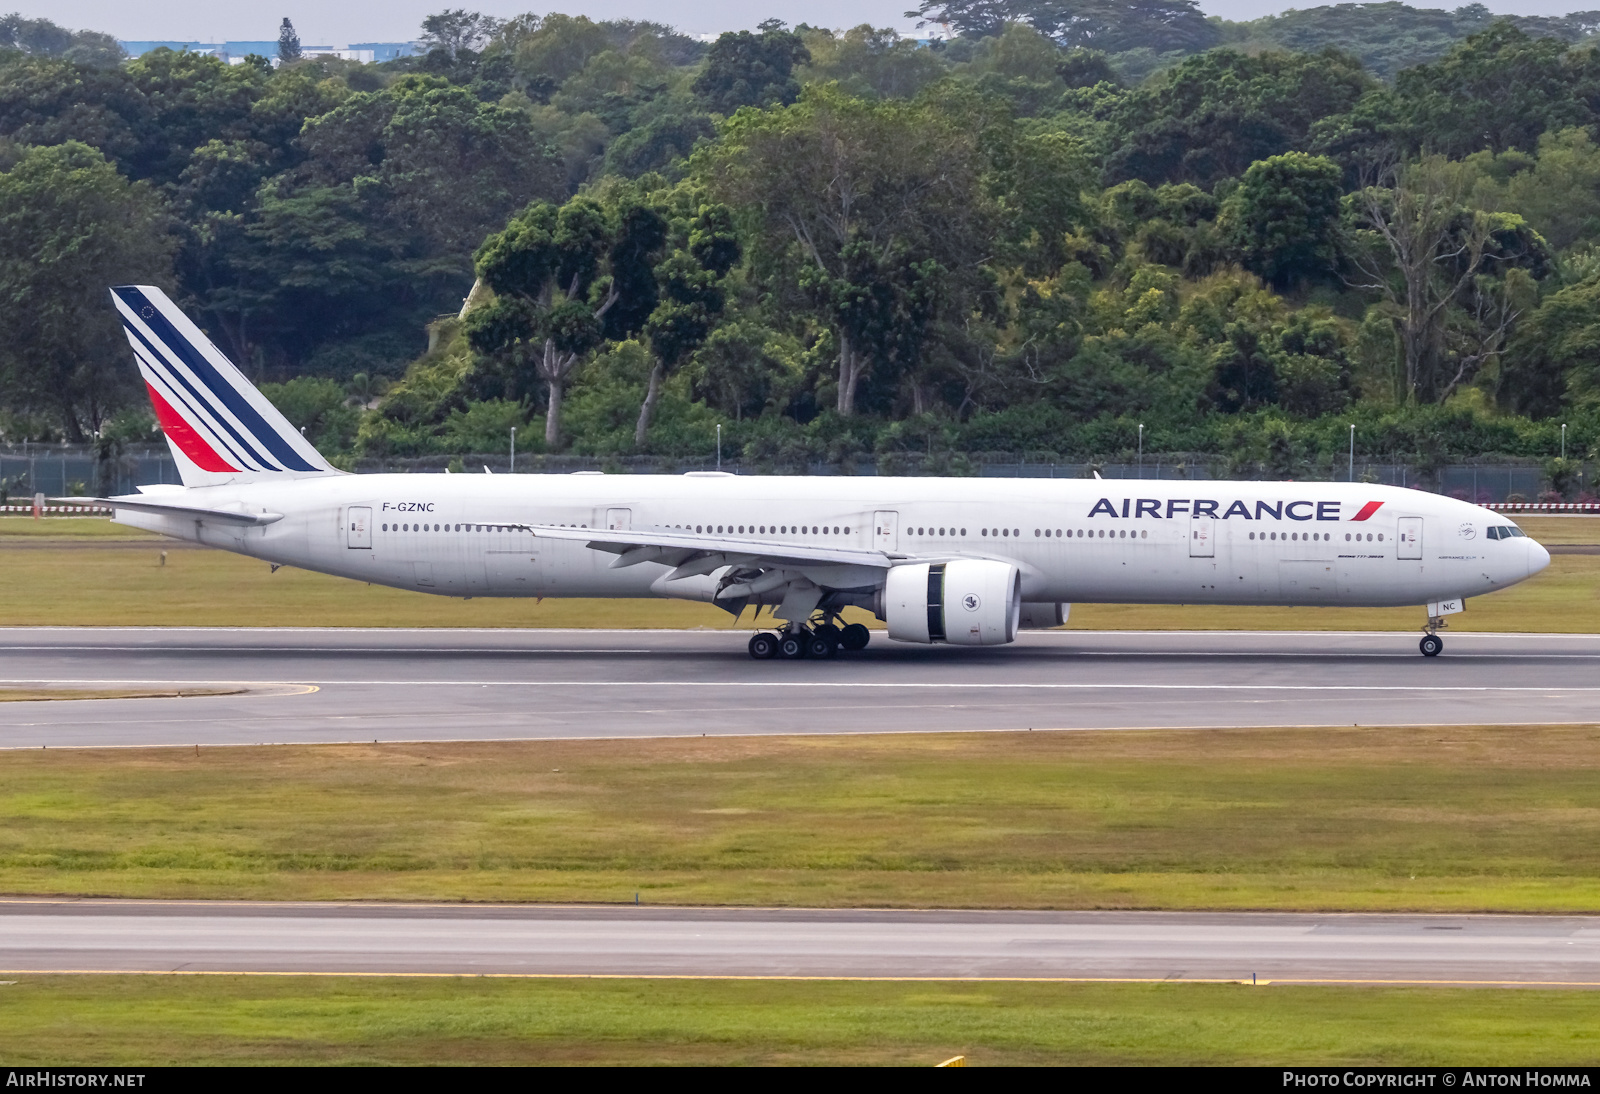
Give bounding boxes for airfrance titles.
[1087,497,1375,522]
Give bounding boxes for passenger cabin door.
[347,506,371,549]
[606,508,632,531]
[1397,516,1423,560]
[1188,513,1214,557]
[874,510,899,553]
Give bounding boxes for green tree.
[0,14,125,68]
[0,13,73,55]
[1228,2,1485,81]
[419,9,502,60]
[1109,48,1372,188]
[907,0,1219,54]
[1344,156,1549,404]
[0,56,151,171]
[703,84,993,415]
[278,18,302,64]
[636,201,742,445]
[798,26,947,100]
[0,142,174,439]
[1470,128,1600,252]
[1221,152,1343,288]
[692,23,810,115]
[257,376,360,452]
[1502,276,1600,416]
[215,75,563,373]
[1391,23,1596,159]
[464,196,667,446]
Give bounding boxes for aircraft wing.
[63,496,285,526]
[519,524,896,575]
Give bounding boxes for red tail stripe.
[144,381,238,473]
[1351,501,1383,522]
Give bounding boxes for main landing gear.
[747,618,871,660]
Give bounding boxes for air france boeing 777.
[85,285,1552,659]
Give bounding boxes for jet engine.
[882,560,1021,646]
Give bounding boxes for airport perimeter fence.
[0,445,1582,505]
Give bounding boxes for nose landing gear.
[1419,609,1447,657]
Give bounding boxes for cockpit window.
[1487,525,1526,540]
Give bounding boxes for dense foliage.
[7,4,1600,485]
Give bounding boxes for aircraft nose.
[1528,538,1551,577]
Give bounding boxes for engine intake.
[883,560,1021,646]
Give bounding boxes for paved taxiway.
[0,628,1596,748]
[3,901,1598,985]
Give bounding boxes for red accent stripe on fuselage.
[1351,501,1383,522]
[144,381,238,472]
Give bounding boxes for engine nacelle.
[883,560,1021,646]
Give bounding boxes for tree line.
[4,4,1600,487]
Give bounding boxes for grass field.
[2,975,1598,1065]
[5,726,1599,911]
[0,515,1593,630]
[0,687,241,702]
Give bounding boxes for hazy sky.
[17,0,1591,46]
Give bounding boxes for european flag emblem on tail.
[110,286,341,487]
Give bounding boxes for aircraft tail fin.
[110,285,342,487]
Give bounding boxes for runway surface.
[0,627,1596,748]
[2,900,1598,984]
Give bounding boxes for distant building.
[348,42,420,62]
[302,47,376,63]
[119,40,416,65]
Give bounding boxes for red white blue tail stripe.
[111,285,338,485]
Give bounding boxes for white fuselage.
[113,473,1550,614]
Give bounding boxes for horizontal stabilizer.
[62,496,283,526]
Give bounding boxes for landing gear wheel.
[839,623,870,651]
[805,632,838,659]
[1419,634,1443,658]
[748,632,778,660]
[812,623,842,646]
[778,633,808,660]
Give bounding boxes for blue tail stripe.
[128,337,261,472]
[120,316,278,472]
[113,287,316,473]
